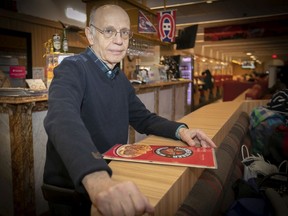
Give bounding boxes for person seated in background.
[42,4,216,216]
[277,65,288,89]
[202,69,214,91]
[269,66,288,94]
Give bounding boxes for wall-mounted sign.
[138,10,157,33]
[157,10,176,42]
[9,66,26,78]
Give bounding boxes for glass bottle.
[62,28,68,53]
[53,34,61,53]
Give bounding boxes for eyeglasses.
[90,24,133,40]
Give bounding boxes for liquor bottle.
[62,28,68,53]
[46,56,54,88]
[53,34,61,53]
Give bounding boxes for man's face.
[88,7,130,69]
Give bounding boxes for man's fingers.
[180,128,216,148]
[129,192,154,215]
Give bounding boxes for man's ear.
[85,27,94,45]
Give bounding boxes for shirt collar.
[87,46,119,79]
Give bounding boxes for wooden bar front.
[0,80,190,215]
[0,83,268,215]
[109,100,269,215]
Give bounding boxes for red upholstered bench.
[222,80,254,101]
[245,84,263,99]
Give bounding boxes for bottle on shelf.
[62,28,68,53]
[53,33,61,53]
[46,56,54,88]
[46,55,59,88]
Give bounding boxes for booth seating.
[245,79,269,100]
[222,80,255,101]
[214,75,233,98]
[245,84,263,99]
[175,112,252,216]
[223,79,269,101]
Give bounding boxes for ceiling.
[13,0,288,66]
[137,0,288,65]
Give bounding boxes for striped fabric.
[267,89,288,114]
[175,112,251,216]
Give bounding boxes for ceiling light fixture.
[150,0,217,10]
[231,60,241,65]
[65,7,86,23]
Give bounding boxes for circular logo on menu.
[155,146,193,158]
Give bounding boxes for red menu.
[103,144,217,169]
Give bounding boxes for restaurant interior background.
[0,1,288,216]
[0,0,288,97]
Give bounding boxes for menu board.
[103,144,217,169]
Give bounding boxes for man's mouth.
[109,50,124,55]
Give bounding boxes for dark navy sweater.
[43,48,184,192]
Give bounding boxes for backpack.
[264,124,288,166]
[249,106,285,155]
[267,89,288,114]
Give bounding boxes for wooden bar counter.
[0,91,48,216]
[0,80,191,216]
[0,83,268,215]
[109,99,269,215]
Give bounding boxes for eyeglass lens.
[91,24,132,39]
[103,27,132,39]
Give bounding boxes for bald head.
[85,4,131,69]
[89,5,130,27]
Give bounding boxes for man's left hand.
[179,128,217,148]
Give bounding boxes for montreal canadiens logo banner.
[138,10,157,33]
[157,10,176,42]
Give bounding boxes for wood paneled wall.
[0,9,88,68]
[84,0,161,43]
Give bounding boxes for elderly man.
[43,4,216,216]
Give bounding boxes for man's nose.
[112,32,123,44]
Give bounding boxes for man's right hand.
[82,171,154,216]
